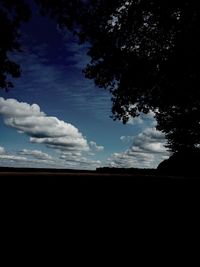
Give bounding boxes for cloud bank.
[19,149,52,160]
[0,146,56,168]
[0,97,89,153]
[0,98,103,169]
[108,127,170,168]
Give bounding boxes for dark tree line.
[0,0,200,157]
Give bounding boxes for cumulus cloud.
[108,151,155,168]
[0,98,89,153]
[108,127,170,168]
[0,98,104,169]
[89,141,104,152]
[127,110,156,126]
[130,128,167,154]
[0,98,45,118]
[30,136,88,152]
[0,146,5,154]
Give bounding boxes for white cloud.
[0,146,29,164]
[0,98,45,118]
[89,141,104,152]
[0,98,104,169]
[0,98,89,153]
[0,146,5,154]
[120,136,134,143]
[108,151,154,169]
[0,148,63,169]
[30,136,88,152]
[0,154,58,169]
[19,149,52,160]
[127,111,156,126]
[130,127,167,154]
[127,116,143,125]
[0,154,28,161]
[108,127,170,168]
[60,153,101,170]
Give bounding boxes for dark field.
[1,168,199,215]
[1,167,199,204]
[0,169,199,185]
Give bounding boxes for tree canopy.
[0,0,31,89]
[35,0,200,152]
[1,0,200,153]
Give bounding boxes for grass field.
[1,169,199,214]
[0,170,199,184]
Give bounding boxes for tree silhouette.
[35,0,200,154]
[0,0,31,89]
[1,0,200,156]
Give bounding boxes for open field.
[0,170,199,185]
[1,170,199,211]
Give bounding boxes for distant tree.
[35,0,200,153]
[0,0,31,89]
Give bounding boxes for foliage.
[1,0,200,152]
[35,0,200,151]
[0,0,31,89]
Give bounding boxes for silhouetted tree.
[156,105,200,153]
[0,0,31,89]
[35,0,200,153]
[1,0,200,154]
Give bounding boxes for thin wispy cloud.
[9,42,111,118]
[120,136,134,143]
[59,28,91,70]
[19,149,52,160]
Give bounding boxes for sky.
[0,2,170,170]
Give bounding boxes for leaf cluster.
[0,0,31,89]
[1,0,200,152]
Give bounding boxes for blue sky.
[0,2,170,169]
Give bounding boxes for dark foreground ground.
[1,167,199,201]
[1,169,199,205]
[0,169,199,185]
[1,169,200,226]
[1,171,198,263]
